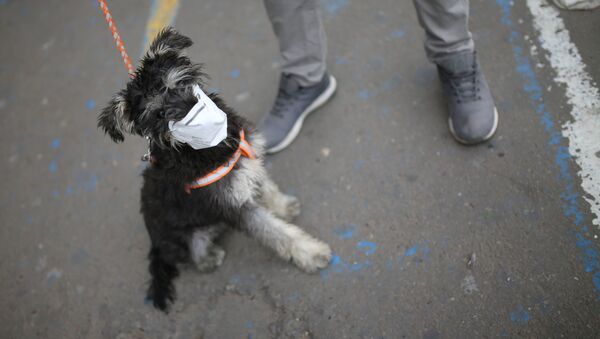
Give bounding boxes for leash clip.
[141,136,151,162]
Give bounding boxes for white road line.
[527,0,600,226]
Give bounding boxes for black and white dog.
[98,28,332,312]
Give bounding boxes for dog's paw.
[290,236,332,273]
[146,284,175,313]
[195,246,226,273]
[213,247,226,266]
[150,295,171,313]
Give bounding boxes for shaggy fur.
[98,28,332,312]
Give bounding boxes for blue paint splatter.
[229,68,240,79]
[322,240,434,280]
[320,0,348,15]
[357,89,369,101]
[245,320,254,329]
[404,245,417,257]
[495,0,600,299]
[333,223,356,239]
[52,190,60,197]
[50,138,60,149]
[65,186,73,195]
[320,253,345,278]
[85,99,95,111]
[357,241,377,256]
[25,216,33,225]
[330,254,341,266]
[390,29,405,38]
[509,305,530,325]
[48,160,57,173]
[321,251,372,278]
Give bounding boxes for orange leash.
[97,0,135,78]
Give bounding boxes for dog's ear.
[148,27,193,57]
[98,93,127,143]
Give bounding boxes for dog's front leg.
[234,203,332,272]
[257,177,301,222]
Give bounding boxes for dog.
[98,28,332,312]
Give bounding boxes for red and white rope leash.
[97,0,135,78]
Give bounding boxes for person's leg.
[413,0,474,63]
[260,0,337,154]
[413,0,498,145]
[263,0,326,86]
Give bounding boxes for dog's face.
[98,28,204,147]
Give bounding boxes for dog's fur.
[98,28,332,312]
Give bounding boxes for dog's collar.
[184,130,255,193]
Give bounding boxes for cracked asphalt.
[1,0,600,338]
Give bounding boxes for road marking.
[526,0,600,297]
[494,0,600,299]
[526,0,600,227]
[142,0,180,52]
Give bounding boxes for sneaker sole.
[266,76,338,154]
[448,107,499,145]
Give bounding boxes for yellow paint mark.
[143,0,180,52]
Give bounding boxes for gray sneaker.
[436,51,498,145]
[259,72,337,154]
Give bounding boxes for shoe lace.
[446,68,481,104]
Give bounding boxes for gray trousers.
[263,0,474,86]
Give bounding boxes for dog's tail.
[146,247,179,312]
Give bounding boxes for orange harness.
[184,130,255,193]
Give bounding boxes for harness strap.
[238,130,255,159]
[186,130,255,191]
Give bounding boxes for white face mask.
[168,84,228,150]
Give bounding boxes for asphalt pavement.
[1,0,600,338]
